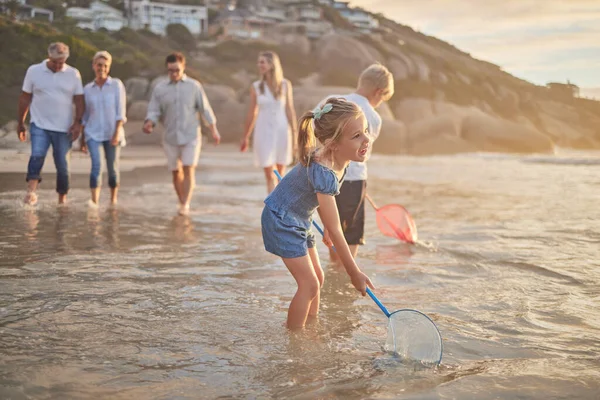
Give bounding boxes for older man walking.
[17,42,85,205]
[143,52,220,216]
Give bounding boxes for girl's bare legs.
[263,166,277,194]
[282,254,321,329]
[307,246,324,317]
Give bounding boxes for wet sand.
[0,143,242,194]
[1,146,599,399]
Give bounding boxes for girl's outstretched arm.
[317,193,374,295]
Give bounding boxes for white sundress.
[252,79,292,168]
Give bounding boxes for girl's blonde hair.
[297,97,364,166]
[258,51,284,99]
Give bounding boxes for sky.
[349,0,600,98]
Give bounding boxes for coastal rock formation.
[372,118,407,154]
[202,84,246,143]
[3,14,600,155]
[0,120,27,150]
[124,77,149,104]
[315,34,382,80]
[124,121,164,145]
[292,85,355,116]
[127,101,149,121]
[460,113,554,153]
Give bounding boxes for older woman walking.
[80,51,127,207]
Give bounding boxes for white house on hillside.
[124,0,209,36]
[1,0,53,22]
[66,1,125,31]
[284,1,332,38]
[254,4,286,23]
[333,1,378,33]
[209,7,274,40]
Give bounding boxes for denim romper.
[261,161,344,259]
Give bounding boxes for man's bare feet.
[58,194,67,204]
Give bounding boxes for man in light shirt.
[320,64,395,260]
[143,52,221,216]
[17,42,85,205]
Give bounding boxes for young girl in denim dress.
[261,97,375,329]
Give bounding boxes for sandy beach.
[1,144,599,399]
[0,142,243,193]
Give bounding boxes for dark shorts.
[336,180,366,245]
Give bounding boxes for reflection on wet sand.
[1,150,600,398]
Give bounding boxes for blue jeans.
[26,122,72,194]
[86,139,120,189]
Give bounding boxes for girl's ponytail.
[297,112,316,166]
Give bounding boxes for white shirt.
[83,77,127,144]
[319,93,382,181]
[22,60,84,132]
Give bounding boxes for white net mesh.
[385,310,442,366]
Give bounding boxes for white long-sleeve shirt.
[146,75,217,146]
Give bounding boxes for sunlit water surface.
[1,150,599,399]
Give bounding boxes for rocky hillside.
[2,14,600,155]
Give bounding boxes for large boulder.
[203,84,237,105]
[375,102,394,120]
[315,34,383,80]
[393,51,417,76]
[538,112,597,148]
[0,129,28,151]
[203,83,246,143]
[3,120,18,133]
[212,101,246,143]
[535,100,600,148]
[460,113,554,153]
[391,97,557,155]
[147,76,168,99]
[127,100,149,121]
[410,134,477,156]
[124,121,164,146]
[276,33,311,56]
[231,69,255,89]
[0,120,27,150]
[372,118,407,155]
[386,57,410,80]
[124,77,149,104]
[412,55,431,81]
[408,114,462,143]
[394,98,435,124]
[292,85,355,116]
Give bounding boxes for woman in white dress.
[240,51,297,193]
